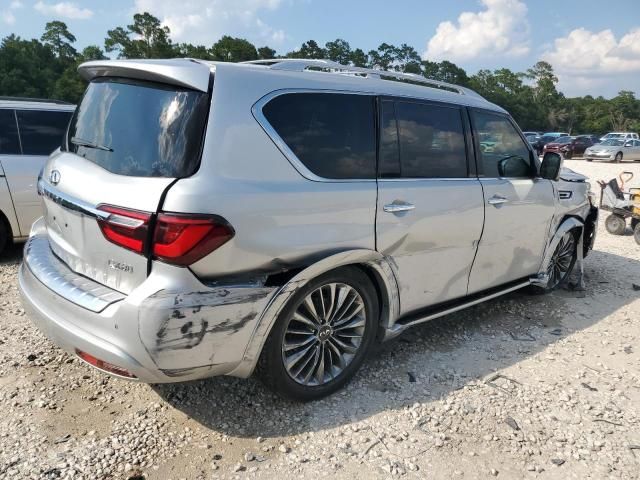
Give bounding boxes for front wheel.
[634,222,640,245]
[257,267,378,401]
[614,152,623,163]
[605,214,626,235]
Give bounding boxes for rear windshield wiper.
[70,136,113,152]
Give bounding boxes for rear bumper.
[19,224,278,383]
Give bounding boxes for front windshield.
[555,137,572,144]
[600,139,624,146]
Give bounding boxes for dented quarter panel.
[229,249,400,378]
[139,286,275,372]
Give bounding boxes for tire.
[635,222,640,246]
[614,152,623,163]
[605,214,626,235]
[586,158,592,162]
[257,266,378,401]
[530,230,578,293]
[565,151,572,159]
[632,218,639,231]
[0,220,7,255]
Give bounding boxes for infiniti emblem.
[49,170,61,185]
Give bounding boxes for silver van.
[19,59,598,400]
[0,98,75,253]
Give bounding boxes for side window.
[262,93,376,179]
[379,100,400,178]
[395,101,467,178]
[16,110,73,156]
[0,109,21,155]
[472,110,532,178]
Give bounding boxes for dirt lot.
[0,159,639,480]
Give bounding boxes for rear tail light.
[96,205,234,266]
[75,349,137,378]
[153,214,234,266]
[97,206,151,254]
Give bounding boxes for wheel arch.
[535,216,584,285]
[231,249,400,378]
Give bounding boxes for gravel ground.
[1,159,639,480]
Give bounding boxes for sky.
[1,0,639,98]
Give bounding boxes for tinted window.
[379,100,400,178]
[395,101,467,178]
[67,78,209,177]
[0,109,21,155]
[16,110,72,156]
[472,110,532,178]
[263,93,376,179]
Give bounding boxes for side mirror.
[498,156,532,177]
[540,152,562,181]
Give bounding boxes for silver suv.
[19,59,598,400]
[0,98,75,253]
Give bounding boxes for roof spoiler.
[78,59,213,92]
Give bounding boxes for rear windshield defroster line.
[65,77,210,178]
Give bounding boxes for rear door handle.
[383,202,415,213]
[487,195,509,206]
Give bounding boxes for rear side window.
[379,100,467,178]
[0,109,21,155]
[16,110,72,156]
[67,78,210,177]
[262,93,376,179]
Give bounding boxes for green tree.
[105,12,174,58]
[325,39,351,65]
[211,36,258,62]
[350,48,368,67]
[176,43,214,60]
[257,46,276,60]
[287,40,326,59]
[41,21,77,59]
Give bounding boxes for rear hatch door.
[40,60,211,294]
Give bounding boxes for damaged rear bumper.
[19,230,278,383]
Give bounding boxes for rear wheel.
[586,158,593,162]
[605,214,626,235]
[258,267,378,401]
[614,152,623,163]
[634,222,640,245]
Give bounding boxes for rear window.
[17,109,73,156]
[262,93,376,179]
[66,78,210,177]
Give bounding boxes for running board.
[383,279,532,340]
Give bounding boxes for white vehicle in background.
[599,132,639,143]
[0,98,75,254]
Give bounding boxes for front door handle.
[487,195,509,206]
[384,202,415,213]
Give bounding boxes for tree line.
[1,12,639,134]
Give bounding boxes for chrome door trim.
[487,194,509,205]
[38,178,110,220]
[383,202,415,213]
[252,89,378,184]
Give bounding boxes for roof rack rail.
[0,96,74,105]
[242,59,483,98]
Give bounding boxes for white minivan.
[0,98,75,253]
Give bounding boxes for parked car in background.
[561,135,600,159]
[543,135,573,156]
[599,132,639,142]
[18,58,597,401]
[585,138,640,162]
[0,97,75,254]
[532,132,570,155]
